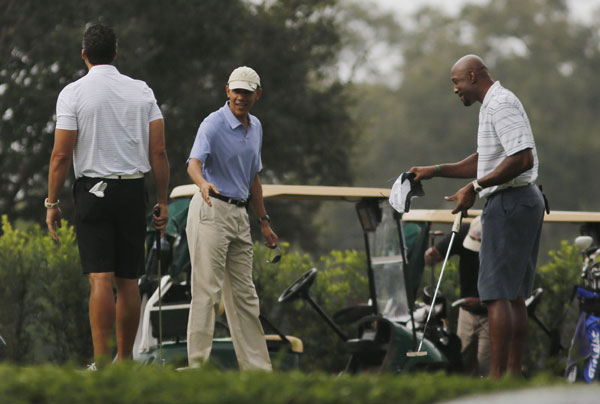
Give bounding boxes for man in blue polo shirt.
[185,66,277,370]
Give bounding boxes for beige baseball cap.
[227,66,261,91]
[463,215,482,252]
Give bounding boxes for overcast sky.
[338,0,600,84]
[372,0,599,23]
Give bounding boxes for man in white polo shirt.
[46,24,170,366]
[409,54,545,379]
[185,66,277,370]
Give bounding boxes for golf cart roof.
[402,209,600,224]
[170,184,390,201]
[169,184,600,223]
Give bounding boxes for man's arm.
[249,173,278,248]
[148,119,170,231]
[187,158,219,207]
[445,148,534,214]
[476,148,533,189]
[409,153,478,181]
[46,129,77,241]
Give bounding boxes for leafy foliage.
[0,0,356,251]
[0,363,563,404]
[254,242,368,372]
[526,240,583,373]
[0,216,91,363]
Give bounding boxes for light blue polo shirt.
[188,101,263,200]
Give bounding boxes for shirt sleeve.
[55,86,78,131]
[256,118,263,173]
[187,121,212,165]
[492,99,535,156]
[145,86,163,122]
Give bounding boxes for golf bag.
[565,243,600,382]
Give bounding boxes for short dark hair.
[82,24,117,65]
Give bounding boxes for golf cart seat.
[346,315,390,353]
[265,335,304,353]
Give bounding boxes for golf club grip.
[452,211,463,233]
[153,206,161,217]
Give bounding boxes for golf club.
[407,211,463,357]
[153,206,164,366]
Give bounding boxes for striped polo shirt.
[477,81,538,198]
[55,64,163,178]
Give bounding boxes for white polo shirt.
[477,81,538,198]
[55,64,163,178]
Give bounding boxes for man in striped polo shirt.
[46,24,170,366]
[410,54,545,378]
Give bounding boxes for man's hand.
[152,203,169,232]
[424,246,443,265]
[261,221,278,248]
[199,181,219,207]
[46,208,63,242]
[408,165,437,182]
[445,182,476,215]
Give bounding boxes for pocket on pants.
[501,194,541,217]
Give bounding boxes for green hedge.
[0,216,91,364]
[253,243,368,372]
[0,213,587,376]
[0,363,563,404]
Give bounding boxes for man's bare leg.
[506,297,527,377]
[115,277,141,362]
[486,299,513,379]
[89,273,116,364]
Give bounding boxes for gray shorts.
[478,184,545,301]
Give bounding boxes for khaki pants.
[457,307,490,376]
[186,193,271,370]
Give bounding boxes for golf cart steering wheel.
[278,268,318,303]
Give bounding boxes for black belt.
[209,190,249,208]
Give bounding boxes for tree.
[0,0,356,251]
[352,0,600,212]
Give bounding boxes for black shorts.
[73,176,147,279]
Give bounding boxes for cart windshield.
[368,203,411,322]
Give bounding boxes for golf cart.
[274,188,464,373]
[132,184,461,372]
[133,183,600,374]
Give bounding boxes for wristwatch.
[472,180,483,193]
[259,215,270,223]
[44,198,60,209]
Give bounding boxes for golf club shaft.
[156,230,163,364]
[416,212,462,352]
[153,206,164,365]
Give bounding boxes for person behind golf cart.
[424,216,489,376]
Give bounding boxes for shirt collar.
[88,64,119,75]
[481,81,501,108]
[222,101,253,130]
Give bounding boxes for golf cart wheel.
[278,268,318,303]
